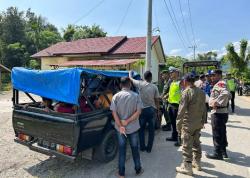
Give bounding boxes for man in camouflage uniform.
[176,73,206,176]
[206,69,231,160]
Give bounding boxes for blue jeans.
[139,107,156,151]
[117,131,141,176]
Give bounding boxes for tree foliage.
[197,51,217,61]
[0,7,107,69]
[63,24,107,41]
[223,39,250,76]
[165,56,188,69]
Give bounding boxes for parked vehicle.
[11,67,140,162]
[242,83,250,95]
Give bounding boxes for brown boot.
[176,162,193,176]
[192,161,202,171]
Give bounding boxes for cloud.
[169,48,183,55]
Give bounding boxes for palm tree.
[224,39,250,76]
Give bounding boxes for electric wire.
[178,0,192,46]
[73,0,106,25]
[163,0,188,51]
[115,0,134,34]
[168,0,189,47]
[187,0,196,46]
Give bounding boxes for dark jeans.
[230,91,235,112]
[117,131,141,176]
[139,107,156,151]
[168,104,179,139]
[211,113,228,152]
[238,86,243,96]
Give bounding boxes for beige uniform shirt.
[176,86,206,133]
[209,80,230,114]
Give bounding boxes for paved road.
[0,92,249,178]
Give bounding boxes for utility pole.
[189,45,197,61]
[146,0,152,71]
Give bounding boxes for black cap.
[214,69,223,75]
[183,73,195,83]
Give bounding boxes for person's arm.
[176,90,189,133]
[129,71,141,88]
[122,109,141,126]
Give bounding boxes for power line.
[162,0,188,51]
[115,0,134,34]
[167,0,189,47]
[178,0,192,46]
[73,0,106,25]
[187,0,196,46]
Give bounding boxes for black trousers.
[211,113,228,152]
[230,91,235,112]
[168,105,178,139]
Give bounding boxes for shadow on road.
[24,156,111,178]
[226,124,250,131]
[202,144,250,168]
[197,168,245,178]
[234,106,250,117]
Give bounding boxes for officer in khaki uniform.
[206,69,230,160]
[175,73,206,176]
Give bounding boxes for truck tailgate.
[12,109,79,148]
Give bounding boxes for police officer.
[206,69,231,160]
[161,70,172,131]
[226,73,237,113]
[166,67,181,143]
[175,73,206,176]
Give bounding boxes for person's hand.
[129,71,133,78]
[119,126,126,135]
[121,120,128,127]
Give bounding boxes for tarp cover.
[11,67,139,105]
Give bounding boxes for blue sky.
[1,0,250,58]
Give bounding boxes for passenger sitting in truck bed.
[54,102,76,114]
[79,97,91,112]
[94,90,113,109]
[41,97,53,112]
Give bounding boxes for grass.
[1,82,12,91]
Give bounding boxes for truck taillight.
[18,133,31,141]
[56,144,72,156]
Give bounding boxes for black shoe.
[166,137,177,142]
[206,152,223,160]
[174,142,181,147]
[135,168,144,176]
[162,125,171,131]
[140,147,146,152]
[222,150,229,159]
[146,147,151,153]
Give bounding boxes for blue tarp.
[11,67,139,105]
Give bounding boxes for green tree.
[223,39,250,77]
[63,24,75,42]
[165,56,188,69]
[197,51,217,61]
[0,7,26,44]
[4,42,28,68]
[63,24,107,41]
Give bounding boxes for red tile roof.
[31,36,160,58]
[32,36,126,58]
[111,36,159,54]
[50,59,139,67]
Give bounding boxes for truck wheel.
[94,129,118,162]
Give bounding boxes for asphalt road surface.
[0,91,249,178]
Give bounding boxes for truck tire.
[94,129,118,162]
